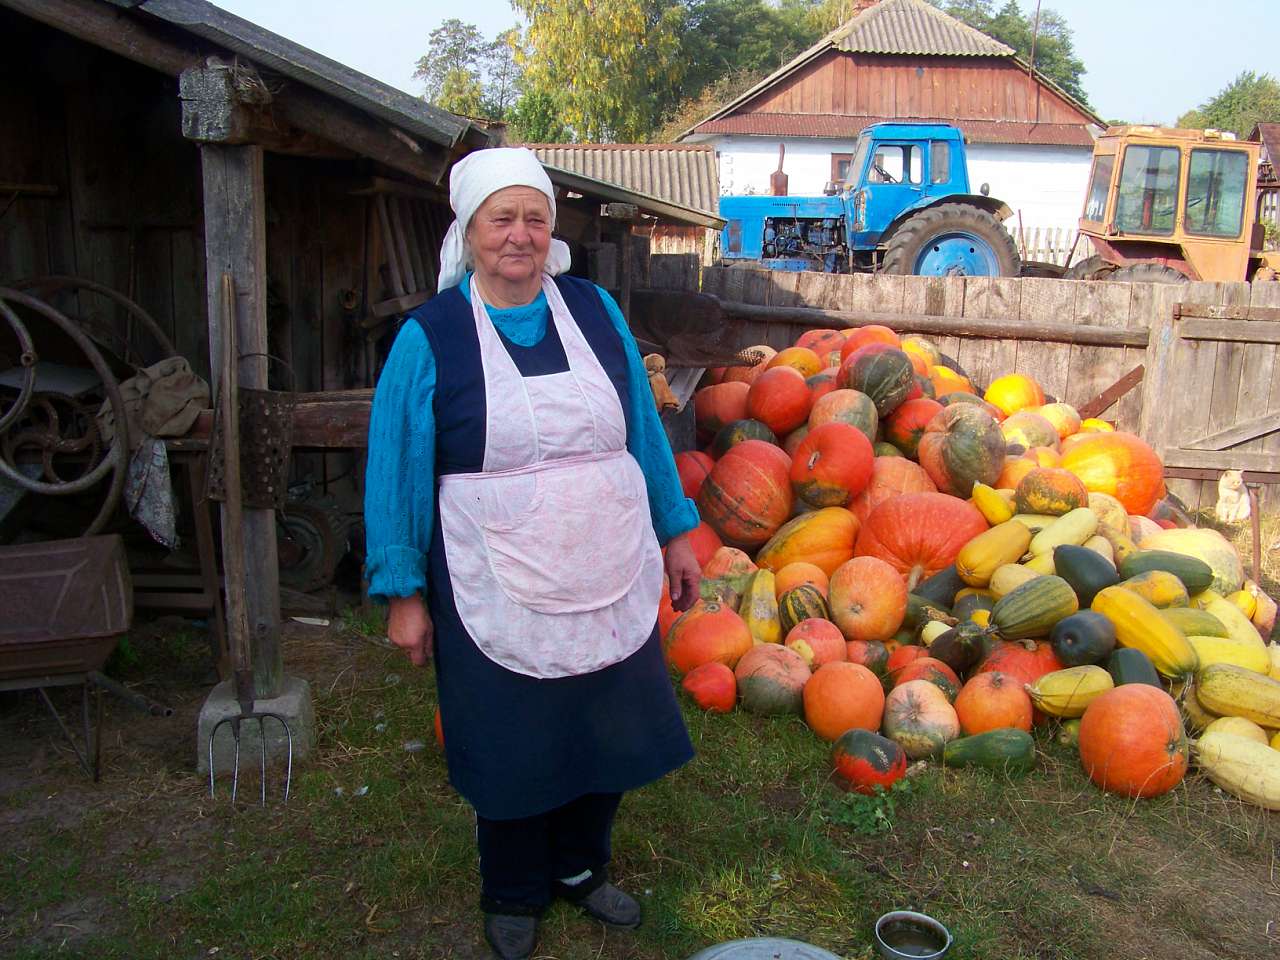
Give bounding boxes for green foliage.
[822,777,916,835]
[1176,70,1280,138]
[513,0,688,141]
[932,0,1091,107]
[507,88,571,143]
[413,19,525,121]
[412,18,486,103]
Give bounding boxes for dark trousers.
[476,791,623,915]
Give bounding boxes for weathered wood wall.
[674,266,1280,514]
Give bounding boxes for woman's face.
[467,186,552,289]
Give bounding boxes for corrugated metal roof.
[833,0,1012,57]
[693,113,1095,147]
[525,144,719,217]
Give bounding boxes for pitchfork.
[207,273,293,805]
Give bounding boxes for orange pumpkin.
[767,346,823,378]
[994,455,1037,490]
[828,556,908,642]
[849,456,937,523]
[890,655,961,702]
[805,370,839,405]
[685,521,723,569]
[697,440,793,548]
[693,382,749,438]
[917,404,1006,497]
[1014,467,1089,516]
[854,492,988,589]
[1057,432,1166,516]
[882,679,960,758]
[721,345,776,386]
[1024,445,1061,468]
[782,424,810,458]
[658,579,680,639]
[1078,417,1114,433]
[681,661,737,713]
[1078,684,1188,798]
[984,373,1045,417]
[808,388,879,441]
[929,365,975,398]
[755,506,859,576]
[884,397,944,459]
[900,335,942,368]
[664,600,754,675]
[735,643,811,715]
[785,619,848,669]
[790,422,874,508]
[746,366,813,436]
[954,671,1033,734]
[702,546,757,578]
[839,324,900,362]
[803,662,885,740]
[1000,410,1060,453]
[774,561,829,598]
[675,450,716,499]
[846,639,890,676]
[1035,402,1082,440]
[795,328,846,365]
[977,641,1064,687]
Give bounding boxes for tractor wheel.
[1064,255,1117,281]
[880,203,1020,277]
[1109,263,1188,284]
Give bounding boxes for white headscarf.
[437,147,573,293]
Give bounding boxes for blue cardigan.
[363,276,699,602]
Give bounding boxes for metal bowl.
[874,910,953,960]
[685,937,843,960]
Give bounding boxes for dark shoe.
[570,882,642,929]
[483,913,538,960]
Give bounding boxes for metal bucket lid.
[686,938,844,960]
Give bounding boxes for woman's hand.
[664,533,701,612]
[387,595,434,666]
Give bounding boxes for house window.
[869,145,921,185]
[930,142,951,184]
[1258,188,1278,226]
[831,153,853,183]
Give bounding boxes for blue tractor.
[719,123,1021,277]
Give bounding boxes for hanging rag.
[97,356,210,451]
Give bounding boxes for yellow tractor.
[1066,125,1280,282]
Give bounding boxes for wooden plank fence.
[1018,226,1078,266]
[661,265,1280,516]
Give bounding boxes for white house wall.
[710,135,1093,259]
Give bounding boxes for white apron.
[436,276,664,679]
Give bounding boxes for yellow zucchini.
[1010,513,1060,533]
[1022,552,1057,575]
[1091,585,1199,680]
[989,563,1041,600]
[739,569,781,644]
[1118,570,1189,609]
[1186,634,1271,674]
[1227,589,1257,619]
[920,620,951,647]
[1196,663,1280,728]
[971,482,1015,525]
[1203,715,1270,745]
[1082,535,1115,563]
[1194,732,1280,810]
[1026,665,1114,718]
[1028,507,1098,557]
[956,520,1033,587]
[1195,592,1265,648]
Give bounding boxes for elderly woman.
[364,148,701,960]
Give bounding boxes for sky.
[212,0,1275,126]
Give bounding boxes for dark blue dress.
[413,277,694,820]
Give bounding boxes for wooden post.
[605,203,639,322]
[199,142,283,700]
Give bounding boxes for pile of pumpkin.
[663,324,1280,809]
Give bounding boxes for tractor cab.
[1074,126,1278,282]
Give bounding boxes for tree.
[932,0,1091,107]
[507,88,571,142]
[481,29,523,121]
[512,0,687,141]
[413,18,487,104]
[1177,71,1280,137]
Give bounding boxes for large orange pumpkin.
[917,404,1006,497]
[681,661,737,713]
[929,365,976,398]
[721,345,776,386]
[890,656,961,702]
[805,370,839,405]
[746,366,813,436]
[1014,467,1089,516]
[735,643,811,715]
[702,546,757,579]
[1078,684,1188,798]
[994,455,1037,490]
[1034,402,1082,440]
[785,618,847,668]
[664,600,754,675]
[954,671,1033,734]
[900,335,942,368]
[886,644,929,676]
[1058,432,1166,516]
[882,679,960,758]
[675,450,716,500]
[790,422,874,508]
[755,506,859,576]
[976,641,1064,687]
[849,457,937,523]
[697,440,793,548]
[774,561,829,598]
[827,556,908,642]
[840,324,900,362]
[846,639,890,676]
[795,328,846,367]
[884,397,944,460]
[803,662,885,740]
[693,381,749,438]
[808,388,879,442]
[767,346,824,378]
[984,373,1045,417]
[685,521,723,569]
[658,579,680,639]
[854,492,988,589]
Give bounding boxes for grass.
[1,613,1278,960]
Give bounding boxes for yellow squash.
[1196,663,1280,728]
[920,620,951,647]
[1118,570,1189,609]
[1186,634,1270,674]
[1270,643,1280,681]
[1091,585,1199,680]
[1026,665,1114,718]
[971,482,1014,525]
[1202,715,1270,745]
[1194,732,1280,810]
[1174,679,1219,732]
[1081,535,1114,563]
[956,520,1033,587]
[739,569,781,645]
[1022,552,1058,576]
[1227,589,1257,619]
[1010,513,1060,533]
[1195,591,1266,649]
[1028,507,1098,557]
[989,563,1041,600]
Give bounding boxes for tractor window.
[930,142,951,184]
[869,145,922,185]
[1114,145,1180,236]
[1184,148,1249,238]
[1083,153,1114,222]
